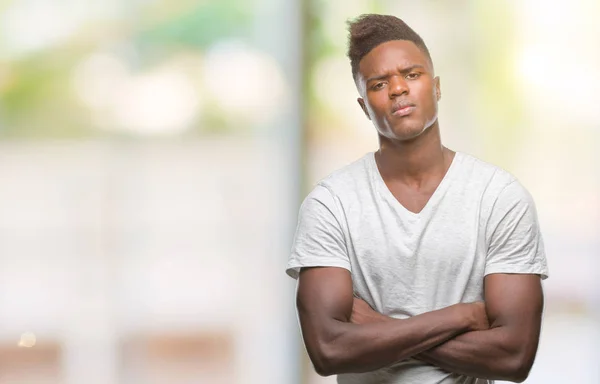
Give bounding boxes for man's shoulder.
[313,152,373,196]
[457,151,517,194]
[456,152,537,217]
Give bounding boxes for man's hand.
[466,302,489,331]
[352,297,489,331]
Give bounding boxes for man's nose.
[389,76,408,98]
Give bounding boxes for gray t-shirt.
[286,151,549,384]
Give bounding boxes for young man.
[286,14,549,384]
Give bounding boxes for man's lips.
[392,104,416,116]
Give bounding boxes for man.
[286,14,548,384]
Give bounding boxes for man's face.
[356,40,441,142]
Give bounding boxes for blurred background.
[0,0,598,383]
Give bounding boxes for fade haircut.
[347,14,432,83]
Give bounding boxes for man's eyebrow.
[366,74,389,83]
[366,65,426,83]
[399,64,425,73]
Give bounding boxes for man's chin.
[391,125,427,142]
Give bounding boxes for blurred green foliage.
[0,0,253,139]
[137,0,252,51]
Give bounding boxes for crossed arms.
[296,267,544,382]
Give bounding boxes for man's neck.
[376,122,452,188]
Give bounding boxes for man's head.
[347,14,441,142]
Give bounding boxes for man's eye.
[373,82,385,90]
[406,73,420,79]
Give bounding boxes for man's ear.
[357,98,371,120]
[434,76,441,101]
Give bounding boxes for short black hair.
[347,14,432,82]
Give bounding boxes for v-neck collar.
[368,151,462,219]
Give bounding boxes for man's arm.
[296,266,488,376]
[351,273,544,382]
[414,180,548,382]
[415,273,544,382]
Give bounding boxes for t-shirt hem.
[286,261,351,280]
[484,265,549,280]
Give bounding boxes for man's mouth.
[392,103,416,116]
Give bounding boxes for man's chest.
[343,201,488,315]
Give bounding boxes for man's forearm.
[306,304,476,376]
[416,326,534,382]
[415,275,544,382]
[352,300,534,381]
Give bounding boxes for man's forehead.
[358,40,432,77]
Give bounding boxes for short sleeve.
[286,185,351,279]
[485,180,549,279]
